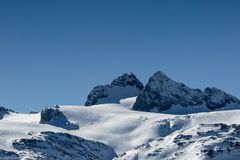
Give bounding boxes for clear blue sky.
[0,0,240,112]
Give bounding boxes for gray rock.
[40,106,79,130]
[0,149,19,160]
[204,87,240,109]
[85,85,109,106]
[133,71,240,112]
[111,73,144,89]
[133,71,206,111]
[85,73,143,106]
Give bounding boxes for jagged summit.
[85,71,239,111]
[150,71,170,80]
[85,73,143,106]
[132,71,205,111]
[133,71,240,112]
[111,72,144,89]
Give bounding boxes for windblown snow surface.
[1,97,240,160]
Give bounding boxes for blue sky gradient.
[0,0,240,112]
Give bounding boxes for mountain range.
[86,71,239,113]
[0,71,240,160]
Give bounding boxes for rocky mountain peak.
[150,71,170,81]
[85,73,143,106]
[111,72,144,90]
[133,71,240,112]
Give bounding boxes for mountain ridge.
[133,71,240,112]
[85,73,144,106]
[84,71,239,112]
[0,71,240,160]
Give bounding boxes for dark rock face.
[40,106,79,130]
[85,85,109,106]
[204,87,240,109]
[111,73,144,89]
[0,106,15,120]
[40,105,60,123]
[133,71,206,112]
[12,131,117,160]
[0,149,19,160]
[85,73,144,106]
[133,71,240,112]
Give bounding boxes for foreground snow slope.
[11,131,116,160]
[115,123,240,160]
[1,97,240,159]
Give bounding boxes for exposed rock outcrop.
[85,73,144,106]
[133,71,239,112]
[0,149,19,160]
[40,106,79,130]
[204,87,240,109]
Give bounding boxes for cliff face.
[133,71,240,112]
[85,73,143,106]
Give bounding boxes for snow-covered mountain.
[133,71,240,112]
[85,73,144,106]
[1,71,240,160]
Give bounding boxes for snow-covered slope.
[85,73,144,106]
[115,121,240,160]
[1,97,240,159]
[12,131,116,160]
[0,106,15,119]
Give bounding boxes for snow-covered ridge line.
[1,131,116,160]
